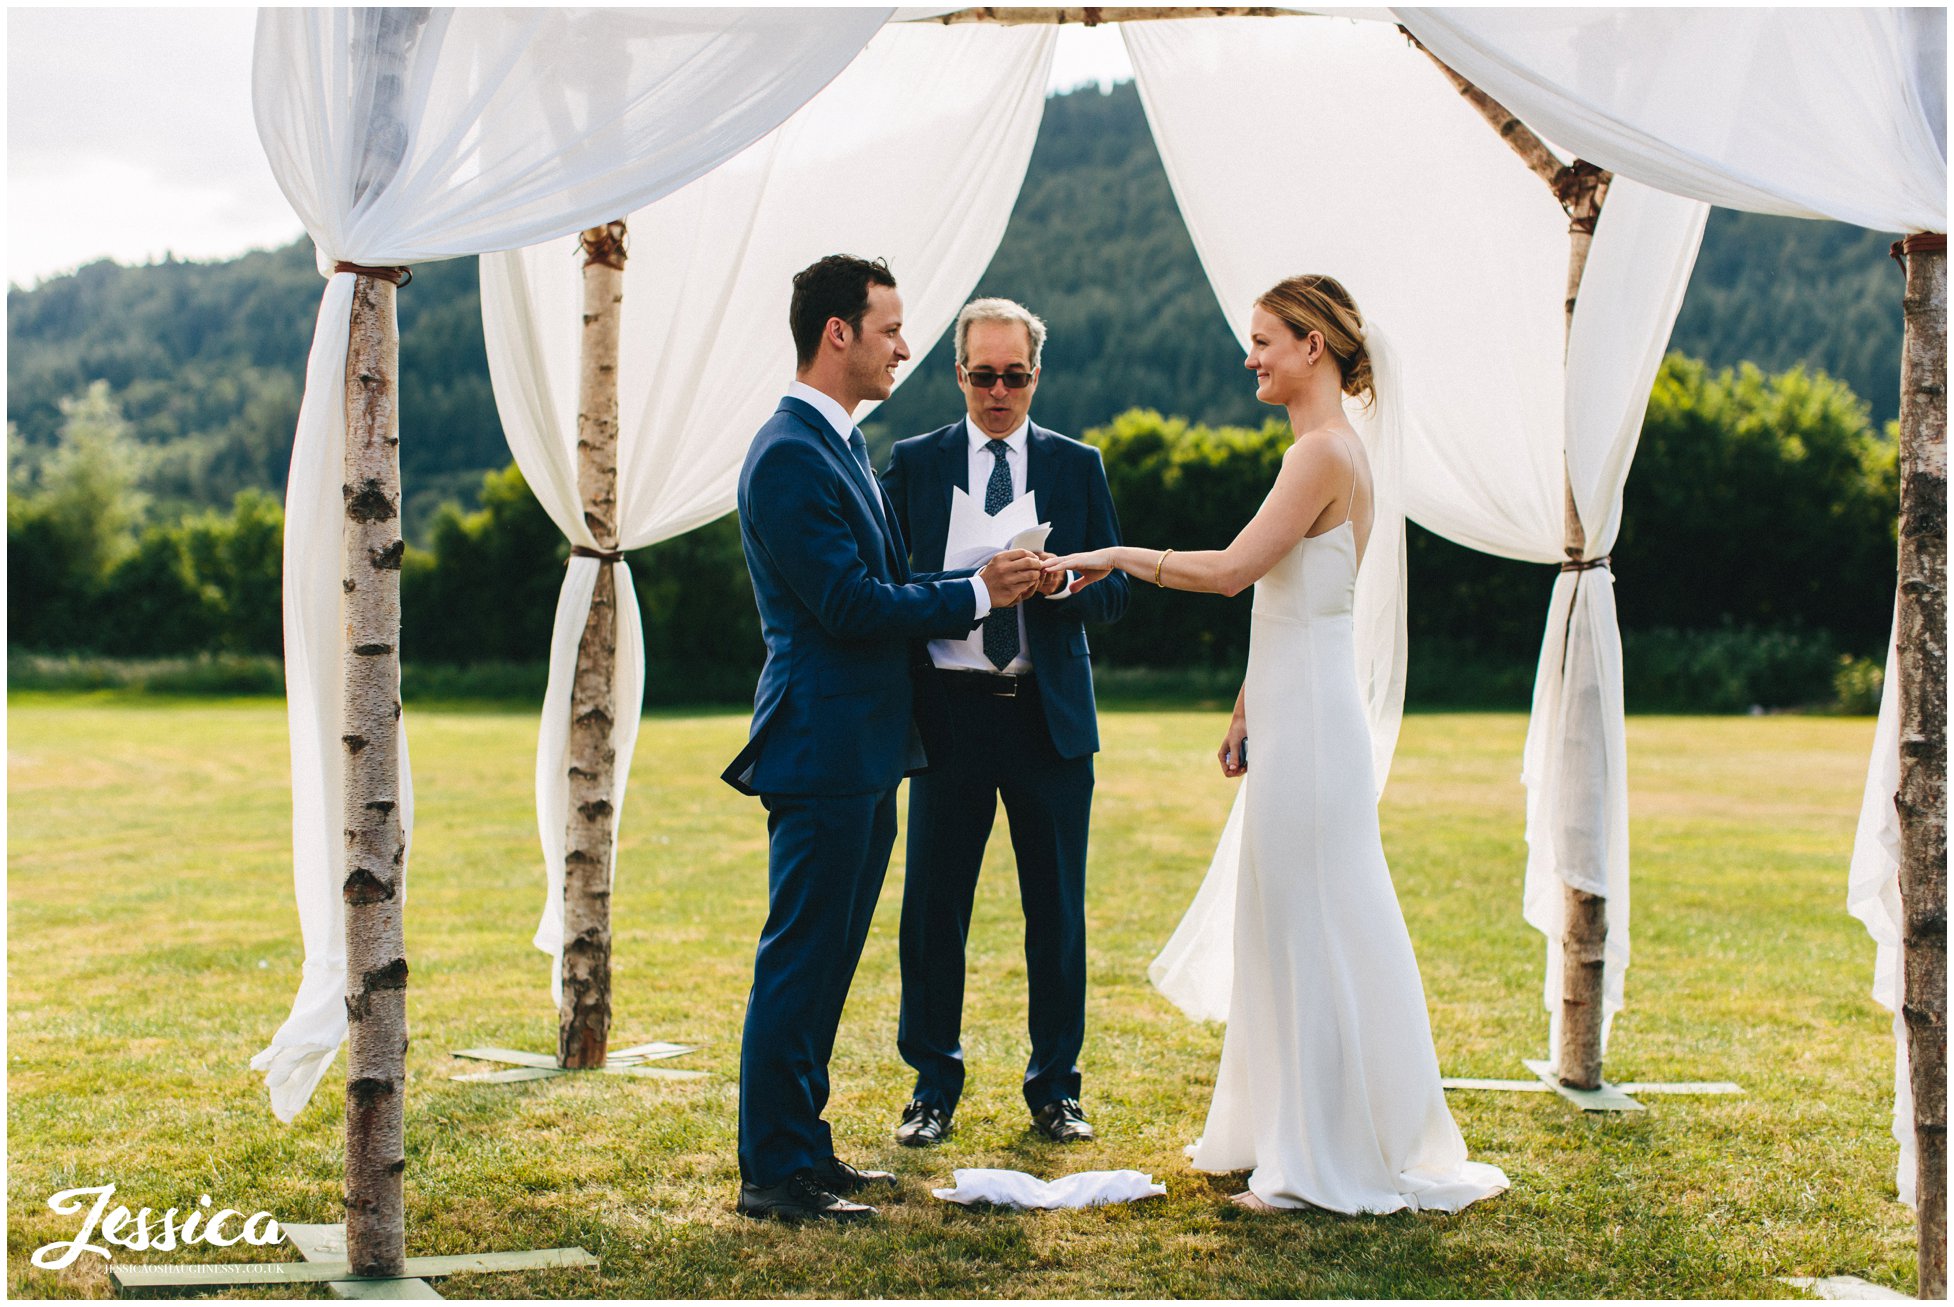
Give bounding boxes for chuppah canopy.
[248,12,1943,1202]
[477,18,1058,1005]
[248,5,892,1123]
[482,11,1706,1053]
[450,7,1742,1082]
[1393,2,1947,1207]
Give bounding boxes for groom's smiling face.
[958,320,1040,437]
[844,284,910,404]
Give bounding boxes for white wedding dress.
[1153,511,1510,1215]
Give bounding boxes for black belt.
[933,666,1036,698]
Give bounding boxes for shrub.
[1621,624,1842,713]
[7,651,284,695]
[1830,654,1885,716]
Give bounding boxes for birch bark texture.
[340,272,407,1278]
[559,221,628,1070]
[1896,238,1946,1300]
[1551,161,1613,1093]
[1414,33,1616,1090]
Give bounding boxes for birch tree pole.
[1409,36,1616,1092]
[560,220,628,1070]
[1893,231,1946,1300]
[337,8,425,1280]
[340,269,409,1278]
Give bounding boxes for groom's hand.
[1031,551,1069,598]
[980,549,1043,609]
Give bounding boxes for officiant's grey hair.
[955,298,1047,370]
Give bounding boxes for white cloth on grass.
[933,1169,1167,1209]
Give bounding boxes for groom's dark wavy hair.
[790,255,897,368]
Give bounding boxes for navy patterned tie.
[981,438,1019,669]
[847,427,886,528]
[847,428,875,495]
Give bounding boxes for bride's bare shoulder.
[1279,425,1359,472]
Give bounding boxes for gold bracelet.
[1154,548,1175,588]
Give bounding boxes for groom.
[722,254,1044,1223]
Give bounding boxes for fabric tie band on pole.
[569,545,625,565]
[332,262,414,286]
[577,226,629,270]
[1890,232,1946,265]
[1559,556,1611,573]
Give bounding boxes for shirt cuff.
[967,574,992,621]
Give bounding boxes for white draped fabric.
[1849,618,1913,1207]
[1396,0,1942,1189]
[248,5,890,1122]
[1523,178,1705,1060]
[1393,7,1947,234]
[478,20,1056,1006]
[1125,15,1703,1055]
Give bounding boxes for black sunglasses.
[962,366,1034,390]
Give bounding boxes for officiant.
[879,298,1128,1148]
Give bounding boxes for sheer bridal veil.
[1148,323,1410,1021]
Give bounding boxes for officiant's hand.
[981,549,1044,609]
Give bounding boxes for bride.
[1043,275,1508,1215]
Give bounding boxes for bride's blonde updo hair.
[1255,274,1374,406]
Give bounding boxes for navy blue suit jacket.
[881,419,1128,760]
[723,397,980,797]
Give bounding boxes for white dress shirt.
[784,381,990,621]
[929,418,1035,674]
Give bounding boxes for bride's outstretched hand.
[1042,550,1114,594]
[1217,713,1247,778]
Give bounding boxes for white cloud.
[5,8,1138,289]
[7,6,300,286]
[1049,23,1133,95]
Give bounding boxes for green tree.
[4,85,1907,532]
[1615,354,1897,648]
[1081,408,1290,670]
[8,382,149,649]
[401,463,566,664]
[28,381,147,577]
[94,526,220,655]
[174,488,285,653]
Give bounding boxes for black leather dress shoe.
[895,1098,953,1147]
[1031,1098,1096,1143]
[737,1169,876,1222]
[819,1155,896,1196]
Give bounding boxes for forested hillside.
[8,80,1906,543]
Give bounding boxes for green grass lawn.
[6,694,1916,1298]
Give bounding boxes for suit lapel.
[777,397,897,576]
[939,420,971,524]
[1026,424,1055,526]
